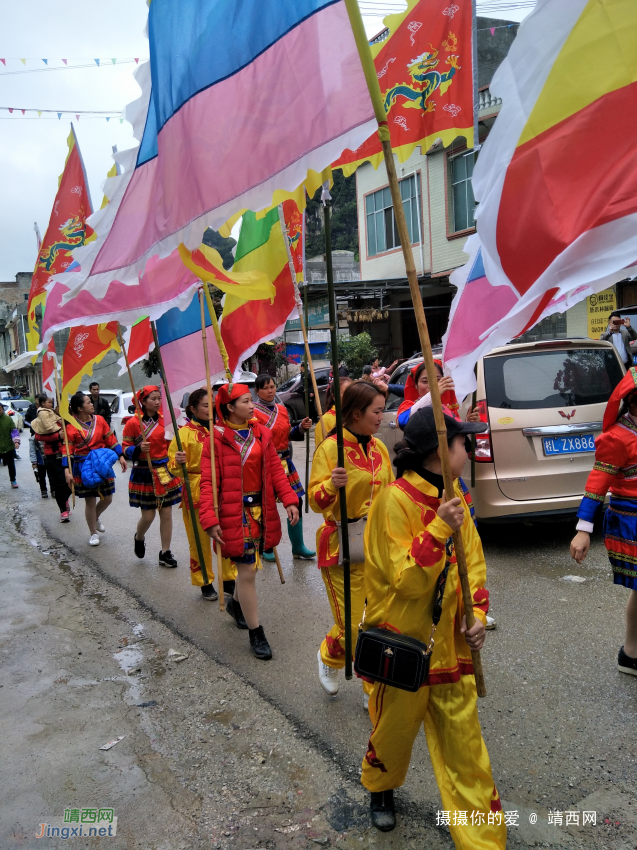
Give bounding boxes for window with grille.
[450,151,477,233]
[365,174,421,257]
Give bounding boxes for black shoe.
[41,491,48,499]
[201,583,218,601]
[248,625,272,660]
[223,579,236,597]
[134,534,145,559]
[159,549,178,568]
[370,790,396,832]
[618,645,637,676]
[226,596,248,629]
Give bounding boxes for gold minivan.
[380,339,625,522]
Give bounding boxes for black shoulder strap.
[431,537,453,626]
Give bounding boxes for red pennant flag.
[134,58,139,64]
[333,0,474,175]
[0,59,5,66]
[76,114,80,120]
[27,126,93,350]
[21,109,25,115]
[60,323,120,424]
[490,27,496,35]
[8,108,13,113]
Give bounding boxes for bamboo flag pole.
[201,283,232,386]
[303,283,311,514]
[52,349,75,509]
[117,327,159,508]
[343,0,486,696]
[150,321,210,587]
[198,290,226,611]
[277,205,326,436]
[324,195,353,680]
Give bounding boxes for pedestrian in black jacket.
[88,382,112,425]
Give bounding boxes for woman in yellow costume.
[314,373,352,448]
[309,381,392,703]
[360,406,505,847]
[168,389,237,605]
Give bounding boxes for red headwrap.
[603,367,637,432]
[136,385,160,408]
[215,383,251,422]
[403,360,459,412]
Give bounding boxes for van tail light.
[473,400,493,463]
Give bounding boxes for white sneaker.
[89,533,100,546]
[96,519,105,533]
[317,649,339,696]
[485,615,497,630]
[363,691,370,712]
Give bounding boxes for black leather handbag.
[354,559,449,692]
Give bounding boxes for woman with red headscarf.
[199,383,299,660]
[571,368,637,676]
[122,386,182,568]
[397,361,462,429]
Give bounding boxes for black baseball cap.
[404,407,487,456]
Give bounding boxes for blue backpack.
[81,448,118,489]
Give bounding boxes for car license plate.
[543,434,596,455]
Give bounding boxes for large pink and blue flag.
[52,0,377,304]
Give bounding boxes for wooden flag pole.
[201,283,233,386]
[344,0,486,696]
[272,547,286,584]
[117,327,159,508]
[303,283,310,514]
[324,196,353,680]
[277,205,326,436]
[52,350,75,509]
[150,321,210,587]
[199,290,225,612]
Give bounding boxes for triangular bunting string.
[62,59,68,65]
[42,59,48,64]
[94,59,100,66]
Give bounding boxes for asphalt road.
[9,438,637,847]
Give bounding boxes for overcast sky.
[0,0,534,281]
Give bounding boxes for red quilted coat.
[199,421,298,559]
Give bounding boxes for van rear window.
[484,349,623,410]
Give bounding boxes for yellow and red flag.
[282,199,305,283]
[220,207,298,377]
[60,322,120,427]
[443,0,637,402]
[27,126,93,351]
[332,0,474,176]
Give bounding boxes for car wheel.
[285,404,300,424]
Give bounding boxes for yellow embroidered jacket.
[167,420,208,510]
[308,428,393,567]
[363,469,489,686]
[314,408,336,449]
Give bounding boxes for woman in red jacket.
[199,383,299,660]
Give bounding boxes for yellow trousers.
[320,562,367,669]
[363,676,506,849]
[182,507,236,587]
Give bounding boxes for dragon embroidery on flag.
[383,45,461,115]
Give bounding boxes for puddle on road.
[204,710,236,726]
[113,644,145,702]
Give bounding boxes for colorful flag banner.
[220,207,298,379]
[332,0,474,176]
[50,0,377,306]
[282,199,305,283]
[59,323,120,426]
[41,338,58,400]
[27,126,93,352]
[117,317,154,376]
[443,0,637,401]
[154,293,225,431]
[177,244,275,303]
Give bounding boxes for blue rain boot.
[262,548,276,563]
[288,515,316,559]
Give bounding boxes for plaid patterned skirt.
[128,463,182,509]
[280,452,304,499]
[71,457,115,500]
[604,496,637,590]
